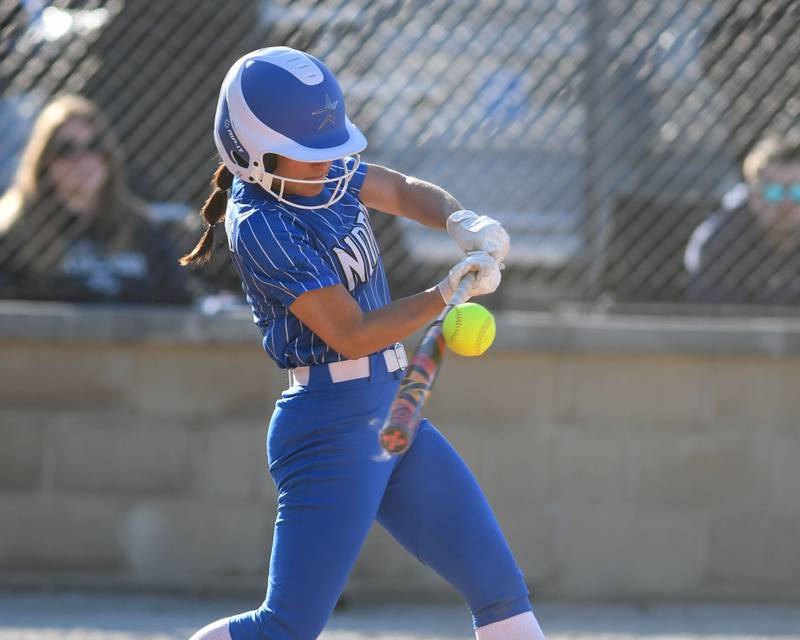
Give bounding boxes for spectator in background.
[699,1,800,166]
[685,133,800,305]
[0,94,192,304]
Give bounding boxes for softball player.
[183,47,546,640]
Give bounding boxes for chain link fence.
[0,0,798,312]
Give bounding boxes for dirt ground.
[1,592,799,640]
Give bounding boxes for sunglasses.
[761,182,800,204]
[49,135,105,159]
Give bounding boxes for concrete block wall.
[413,350,800,600]
[1,305,799,600]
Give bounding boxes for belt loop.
[309,361,334,386]
[369,350,381,383]
[374,346,393,382]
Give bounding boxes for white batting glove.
[435,251,502,303]
[446,209,510,264]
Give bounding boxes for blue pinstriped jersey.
[225,158,391,369]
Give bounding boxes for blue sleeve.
[348,156,369,197]
[328,156,368,198]
[235,211,340,308]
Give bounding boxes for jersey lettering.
[332,206,380,291]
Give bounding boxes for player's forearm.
[361,165,460,229]
[344,288,445,358]
[395,175,460,229]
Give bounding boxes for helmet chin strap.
[257,155,360,211]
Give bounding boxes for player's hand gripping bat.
[378,272,476,455]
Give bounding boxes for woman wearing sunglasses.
[0,94,191,304]
[685,132,800,305]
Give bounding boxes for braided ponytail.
[179,163,233,267]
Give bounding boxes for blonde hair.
[743,132,800,186]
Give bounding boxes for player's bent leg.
[377,420,541,634]
[475,612,546,640]
[225,386,398,640]
[227,458,391,640]
[189,617,233,640]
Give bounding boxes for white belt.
[289,343,407,386]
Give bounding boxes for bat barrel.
[378,424,411,454]
[378,333,446,454]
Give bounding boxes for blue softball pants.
[229,351,531,640]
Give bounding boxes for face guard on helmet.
[213,46,367,210]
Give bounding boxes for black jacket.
[684,184,800,305]
[0,209,193,305]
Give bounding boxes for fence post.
[580,1,656,300]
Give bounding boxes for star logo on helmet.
[312,94,338,130]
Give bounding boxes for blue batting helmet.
[213,46,367,208]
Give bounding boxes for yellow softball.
[442,302,496,357]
